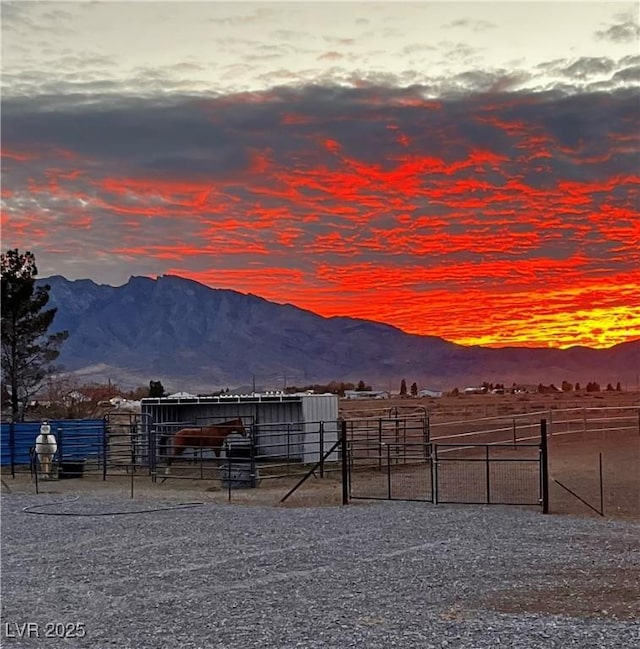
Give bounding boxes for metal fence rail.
[546,406,640,439]
[144,418,343,484]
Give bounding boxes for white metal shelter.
[140,392,339,464]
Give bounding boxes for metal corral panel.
[140,393,339,462]
[301,394,339,464]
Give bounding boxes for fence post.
[540,419,549,514]
[423,416,430,462]
[426,412,430,444]
[432,444,438,505]
[395,418,400,465]
[512,417,516,449]
[102,417,108,481]
[402,419,407,464]
[286,423,291,476]
[319,421,325,479]
[386,443,391,500]
[149,428,156,483]
[340,420,348,505]
[57,426,64,464]
[485,445,491,504]
[378,419,382,471]
[131,422,137,475]
[599,452,604,517]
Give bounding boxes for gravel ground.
[1,493,639,649]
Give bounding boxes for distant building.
[167,391,197,399]
[418,389,442,398]
[344,390,390,400]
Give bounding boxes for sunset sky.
[2,1,639,350]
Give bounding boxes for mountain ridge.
[36,274,639,393]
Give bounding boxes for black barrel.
[58,459,86,479]
[221,435,258,489]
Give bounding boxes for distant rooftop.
[141,391,336,404]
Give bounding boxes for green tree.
[1,249,68,421]
[410,381,418,397]
[400,379,407,396]
[148,380,165,397]
[616,382,622,392]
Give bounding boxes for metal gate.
[346,416,433,502]
[347,422,548,509]
[431,442,542,506]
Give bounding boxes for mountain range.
[37,274,639,393]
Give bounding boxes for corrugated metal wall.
[301,395,339,463]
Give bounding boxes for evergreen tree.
[1,249,68,421]
[410,382,418,397]
[148,380,165,397]
[400,379,407,396]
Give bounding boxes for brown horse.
[161,418,247,475]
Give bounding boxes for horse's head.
[231,418,247,437]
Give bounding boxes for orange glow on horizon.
[166,266,640,350]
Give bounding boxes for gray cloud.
[442,18,496,32]
[596,20,640,43]
[1,1,76,37]
[612,65,640,83]
[2,84,637,190]
[206,7,273,26]
[562,57,616,79]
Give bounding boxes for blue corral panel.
[0,419,105,466]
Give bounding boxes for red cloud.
[2,89,638,349]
